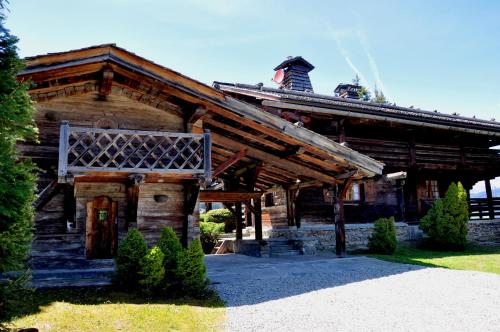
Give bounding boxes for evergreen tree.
[0,0,37,274]
[0,0,38,317]
[372,88,388,104]
[357,86,371,101]
[420,182,468,250]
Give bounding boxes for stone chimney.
[274,56,314,92]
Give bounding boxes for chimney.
[274,56,314,92]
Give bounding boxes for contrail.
[357,30,386,96]
[325,23,370,88]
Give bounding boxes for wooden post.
[333,180,351,258]
[254,197,263,241]
[203,129,212,185]
[245,201,252,226]
[183,181,200,247]
[235,201,243,240]
[58,121,70,183]
[485,178,495,219]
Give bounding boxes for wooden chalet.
[18,45,383,266]
[214,56,500,225]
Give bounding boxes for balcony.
[57,121,211,183]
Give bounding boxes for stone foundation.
[259,220,499,254]
[467,219,500,244]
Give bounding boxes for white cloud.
[470,177,500,194]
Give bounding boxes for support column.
[183,181,200,247]
[244,201,252,226]
[254,197,263,241]
[485,178,495,220]
[235,201,243,240]
[334,187,346,258]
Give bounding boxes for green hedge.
[420,182,468,250]
[200,222,225,254]
[368,217,397,254]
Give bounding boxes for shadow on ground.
[206,254,427,307]
[0,286,223,327]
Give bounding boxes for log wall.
[136,182,200,244]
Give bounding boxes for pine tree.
[420,182,468,250]
[0,0,38,317]
[0,0,37,274]
[372,88,387,104]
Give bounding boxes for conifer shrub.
[115,229,148,289]
[139,246,165,294]
[176,238,208,297]
[420,182,468,250]
[200,221,225,254]
[157,227,182,282]
[200,208,234,232]
[368,217,397,254]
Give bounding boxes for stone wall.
[467,219,500,244]
[262,219,500,254]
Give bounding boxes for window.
[264,192,275,207]
[425,180,440,199]
[346,183,361,201]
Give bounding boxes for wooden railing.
[421,197,499,220]
[469,198,500,220]
[58,121,211,182]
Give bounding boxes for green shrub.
[139,246,165,293]
[157,227,183,289]
[420,182,468,250]
[176,238,208,297]
[368,217,397,254]
[115,229,148,289]
[200,222,225,254]
[200,208,234,232]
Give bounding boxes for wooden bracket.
[98,65,114,100]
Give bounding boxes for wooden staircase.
[211,239,232,254]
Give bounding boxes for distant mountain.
[470,188,500,198]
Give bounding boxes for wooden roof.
[214,82,500,137]
[19,44,383,189]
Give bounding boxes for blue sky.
[5,0,500,191]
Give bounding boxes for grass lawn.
[2,288,225,332]
[369,243,500,275]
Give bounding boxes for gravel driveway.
[206,254,500,332]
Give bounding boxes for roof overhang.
[19,45,384,188]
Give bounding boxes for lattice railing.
[58,121,211,182]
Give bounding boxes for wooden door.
[86,196,118,259]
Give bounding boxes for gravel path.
[206,255,500,332]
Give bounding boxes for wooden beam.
[97,65,114,100]
[204,117,286,152]
[213,149,247,177]
[34,180,63,211]
[199,190,263,202]
[211,132,339,184]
